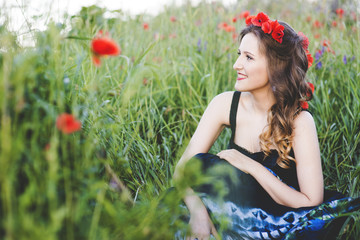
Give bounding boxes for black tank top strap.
[229,91,241,143]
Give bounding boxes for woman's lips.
[237,77,246,80]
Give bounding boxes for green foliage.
[0,0,359,239]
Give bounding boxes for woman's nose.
[233,57,243,70]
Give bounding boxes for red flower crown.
[245,12,313,69]
[245,12,284,43]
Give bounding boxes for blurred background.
[0,0,359,239]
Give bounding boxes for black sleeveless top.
[227,91,300,190]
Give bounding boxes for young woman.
[173,12,360,240]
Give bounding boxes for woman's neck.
[247,87,276,114]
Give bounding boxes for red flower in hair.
[91,31,121,66]
[239,10,250,19]
[308,82,315,94]
[300,101,309,110]
[306,50,313,67]
[261,21,273,34]
[56,113,82,134]
[245,16,255,25]
[271,22,285,43]
[251,12,269,27]
[298,32,309,50]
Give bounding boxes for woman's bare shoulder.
[207,91,236,125]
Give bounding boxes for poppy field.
[0,0,359,239]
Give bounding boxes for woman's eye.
[246,55,252,60]
[237,51,241,56]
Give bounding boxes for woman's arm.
[173,91,233,180]
[217,111,324,208]
[173,91,233,239]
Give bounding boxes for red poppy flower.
[331,21,338,27]
[306,16,312,22]
[321,40,331,47]
[336,8,344,18]
[232,32,238,41]
[306,50,313,67]
[169,33,177,39]
[91,32,121,66]
[313,20,323,28]
[170,16,177,22]
[143,22,149,30]
[298,32,309,50]
[239,10,250,19]
[300,101,309,110]
[218,22,228,29]
[245,16,255,25]
[232,17,237,23]
[271,22,284,43]
[261,21,272,34]
[251,12,269,27]
[56,113,82,134]
[225,25,235,32]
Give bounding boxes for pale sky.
[1,0,236,46]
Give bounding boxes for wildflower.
[336,8,344,18]
[143,22,149,30]
[232,17,237,23]
[56,113,82,134]
[225,25,235,32]
[232,33,238,42]
[351,11,357,21]
[321,40,331,47]
[218,22,228,29]
[44,143,51,151]
[239,10,250,19]
[169,33,177,39]
[331,21,337,27]
[143,78,148,85]
[315,50,322,61]
[315,61,322,69]
[170,16,177,22]
[197,38,202,52]
[154,32,165,40]
[91,31,121,66]
[313,20,323,28]
[343,55,347,64]
[306,16,312,22]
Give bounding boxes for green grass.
[0,0,359,239]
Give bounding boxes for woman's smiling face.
[233,33,270,93]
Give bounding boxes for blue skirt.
[176,153,360,240]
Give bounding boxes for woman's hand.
[186,209,220,240]
[216,149,252,174]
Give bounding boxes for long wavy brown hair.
[239,22,313,168]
